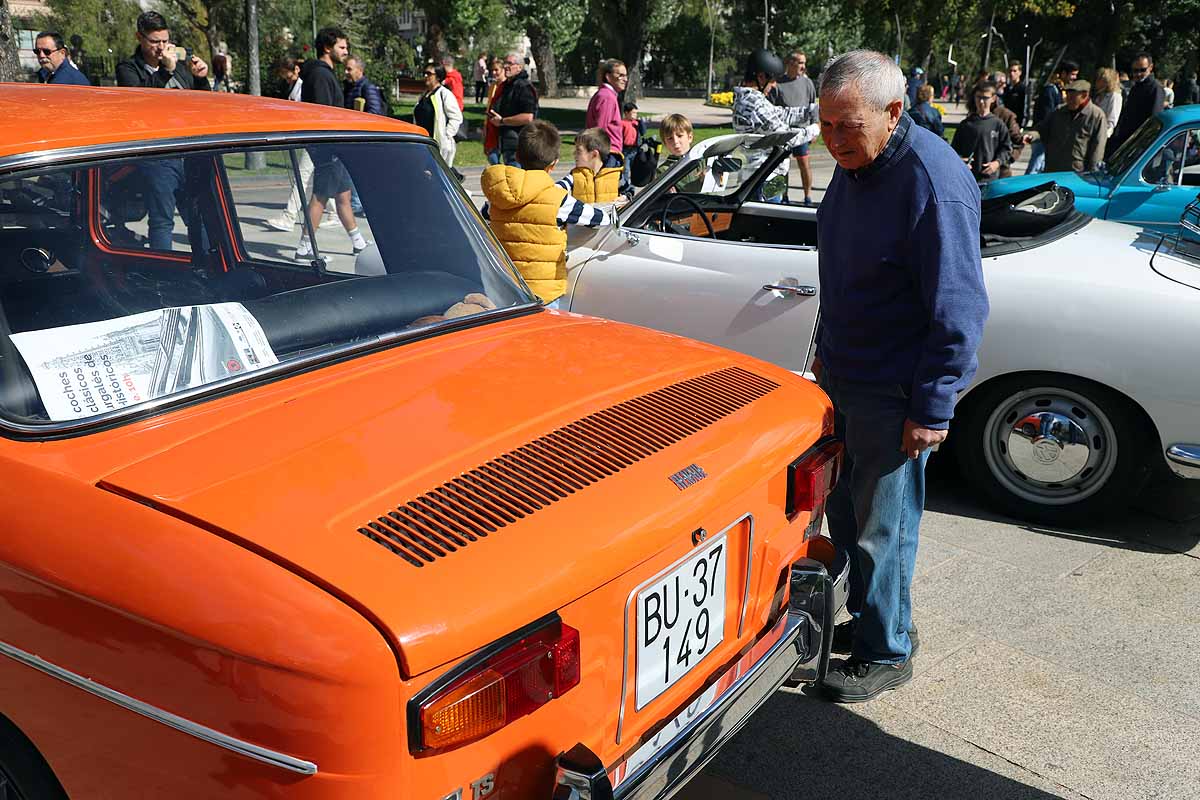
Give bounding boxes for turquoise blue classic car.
[982,107,1200,233]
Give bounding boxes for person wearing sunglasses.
[34,31,90,86]
[1108,52,1166,156]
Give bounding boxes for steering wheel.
[659,193,716,239]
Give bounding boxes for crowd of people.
[905,52,1198,183]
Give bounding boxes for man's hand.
[901,419,947,459]
[487,109,502,127]
[160,47,178,73]
[981,159,1000,176]
[190,56,209,79]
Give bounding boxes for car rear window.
[0,139,532,430]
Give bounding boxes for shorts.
[790,142,810,157]
[312,158,352,199]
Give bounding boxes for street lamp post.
[311,0,317,43]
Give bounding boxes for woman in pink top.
[585,58,627,167]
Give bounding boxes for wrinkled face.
[345,60,364,82]
[327,37,349,64]
[1064,89,1088,110]
[819,90,901,172]
[137,27,171,64]
[503,56,521,78]
[663,128,693,156]
[1131,57,1152,80]
[34,36,66,71]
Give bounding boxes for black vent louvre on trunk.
[357,366,780,567]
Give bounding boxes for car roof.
[0,85,427,161]
[1157,106,1200,128]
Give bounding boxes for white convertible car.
[563,133,1200,523]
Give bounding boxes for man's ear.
[886,99,904,129]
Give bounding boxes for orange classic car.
[0,86,846,799]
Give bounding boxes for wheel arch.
[0,710,69,799]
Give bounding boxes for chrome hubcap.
[983,387,1118,506]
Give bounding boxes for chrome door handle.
[762,283,817,297]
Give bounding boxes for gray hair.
[819,49,906,110]
[345,55,365,70]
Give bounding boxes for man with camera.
[116,12,209,90]
[115,12,210,252]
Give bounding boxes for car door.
[1106,126,1200,233]
[567,135,821,372]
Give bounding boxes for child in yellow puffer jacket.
[563,128,634,204]
[481,120,613,308]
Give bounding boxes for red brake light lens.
[786,438,844,535]
[417,621,580,754]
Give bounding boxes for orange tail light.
[413,619,581,755]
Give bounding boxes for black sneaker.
[820,657,913,703]
[830,620,920,657]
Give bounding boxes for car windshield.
[0,139,532,429]
[1106,117,1163,176]
[654,136,786,200]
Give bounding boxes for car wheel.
[0,716,67,800]
[955,375,1151,524]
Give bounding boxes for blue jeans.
[486,149,502,166]
[819,372,927,664]
[140,158,185,251]
[1026,140,1046,175]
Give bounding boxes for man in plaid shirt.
[733,49,820,198]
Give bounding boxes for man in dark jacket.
[296,27,367,260]
[35,31,90,85]
[488,53,538,165]
[115,12,209,252]
[344,56,386,115]
[1109,53,1167,155]
[115,12,209,90]
[1002,61,1027,126]
[951,80,1012,182]
[1025,80,1108,173]
[1027,60,1077,174]
[815,50,988,703]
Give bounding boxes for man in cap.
[1024,79,1108,173]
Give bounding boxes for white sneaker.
[352,238,371,255]
[265,215,294,232]
[295,239,314,259]
[320,215,340,228]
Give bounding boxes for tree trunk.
[0,0,23,82]
[527,22,557,97]
[614,8,648,103]
[245,0,266,170]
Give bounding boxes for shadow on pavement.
[688,688,1066,800]
[922,455,1200,556]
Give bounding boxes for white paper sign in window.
[11,303,278,421]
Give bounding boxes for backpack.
[630,136,660,187]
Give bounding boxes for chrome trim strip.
[0,130,433,174]
[616,513,754,745]
[0,639,318,775]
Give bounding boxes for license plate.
[635,535,727,709]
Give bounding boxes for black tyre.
[953,374,1152,524]
[0,715,67,800]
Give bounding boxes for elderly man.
[1024,80,1108,173]
[814,50,989,703]
[488,53,538,166]
[35,31,90,85]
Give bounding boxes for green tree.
[512,0,585,96]
[38,0,144,78]
[0,0,20,81]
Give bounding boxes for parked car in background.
[982,107,1200,234]
[565,133,1200,524]
[0,87,847,799]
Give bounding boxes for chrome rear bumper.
[1166,444,1200,479]
[552,552,849,800]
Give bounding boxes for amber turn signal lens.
[418,621,581,754]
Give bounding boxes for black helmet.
[744,49,784,82]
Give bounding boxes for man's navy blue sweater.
[816,114,989,428]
